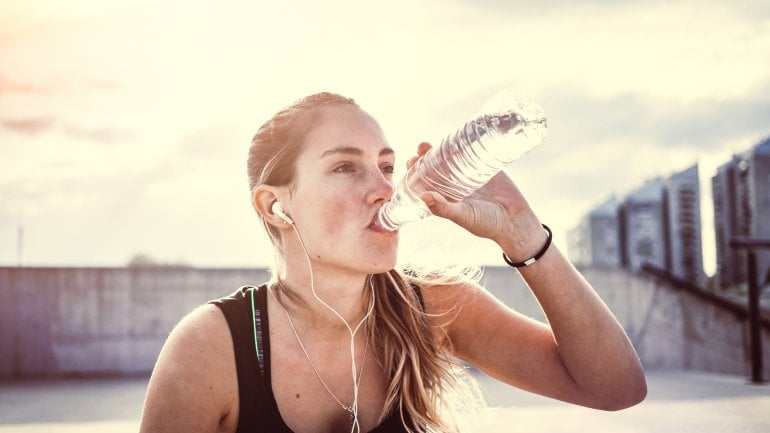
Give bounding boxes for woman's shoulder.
[140,298,239,431]
[175,302,232,343]
[158,302,236,380]
[155,285,265,384]
[168,284,267,374]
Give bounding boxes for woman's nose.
[366,169,394,205]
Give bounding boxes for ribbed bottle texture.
[376,89,548,231]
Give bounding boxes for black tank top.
[209,285,414,433]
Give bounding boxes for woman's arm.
[412,140,646,410]
[139,304,238,433]
[424,246,646,411]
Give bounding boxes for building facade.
[571,137,770,289]
[567,198,621,267]
[620,178,667,272]
[571,164,706,286]
[666,164,705,286]
[712,157,746,289]
[712,137,770,289]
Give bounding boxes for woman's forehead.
[301,104,393,157]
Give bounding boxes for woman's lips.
[369,219,397,234]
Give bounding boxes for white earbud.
[272,201,294,225]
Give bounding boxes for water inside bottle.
[375,94,547,231]
[408,112,546,202]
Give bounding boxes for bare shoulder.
[139,303,238,433]
[168,303,233,352]
[164,304,236,373]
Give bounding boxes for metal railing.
[730,236,770,385]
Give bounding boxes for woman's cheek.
[318,199,354,236]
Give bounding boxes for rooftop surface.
[1,369,768,432]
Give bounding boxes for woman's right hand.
[405,142,546,264]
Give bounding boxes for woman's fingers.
[406,142,433,170]
[417,141,431,156]
[406,155,420,170]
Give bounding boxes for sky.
[1,0,769,275]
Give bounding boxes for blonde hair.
[370,270,484,432]
[247,92,482,432]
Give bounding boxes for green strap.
[249,287,261,366]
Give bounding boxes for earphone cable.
[290,223,375,433]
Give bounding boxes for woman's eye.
[333,162,355,173]
[381,164,395,174]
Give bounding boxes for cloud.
[1,116,132,143]
[61,123,133,144]
[429,79,770,162]
[0,73,121,95]
[0,72,129,142]
[0,116,56,135]
[656,98,770,149]
[0,75,51,94]
[539,84,770,153]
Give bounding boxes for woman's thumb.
[420,191,456,220]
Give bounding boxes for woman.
[139,92,646,433]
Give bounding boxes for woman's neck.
[278,267,373,330]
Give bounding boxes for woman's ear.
[252,186,290,228]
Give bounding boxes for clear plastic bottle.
[376,89,548,231]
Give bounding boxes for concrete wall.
[1,265,768,380]
[485,265,770,378]
[0,267,268,379]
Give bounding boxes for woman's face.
[283,104,398,275]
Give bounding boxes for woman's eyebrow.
[320,146,362,158]
[320,147,395,158]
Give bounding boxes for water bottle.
[376,89,548,231]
